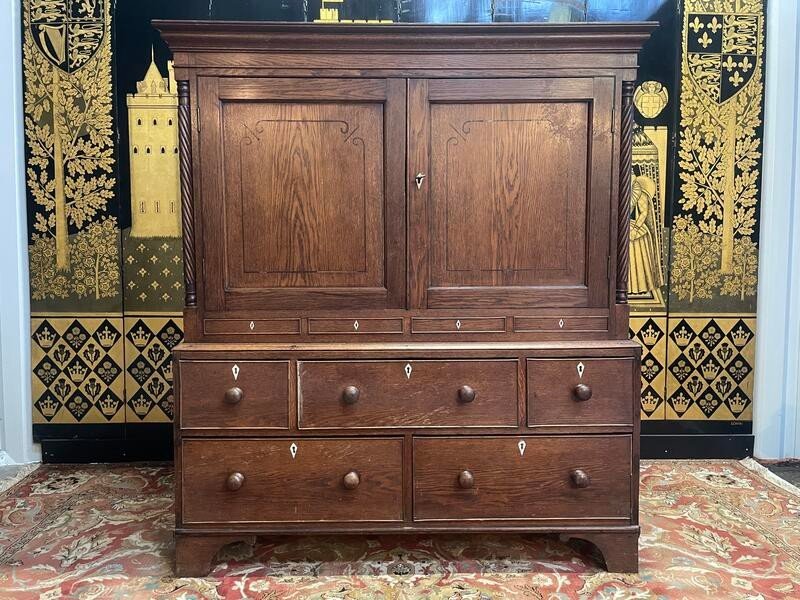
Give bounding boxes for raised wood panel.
[298,359,518,429]
[182,438,403,523]
[410,78,614,311]
[413,435,631,520]
[199,77,405,311]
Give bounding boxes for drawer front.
[411,317,506,333]
[413,436,631,521]
[179,360,289,429]
[308,318,403,335]
[182,438,403,523]
[299,359,518,429]
[204,319,301,335]
[527,358,634,426]
[513,316,608,332]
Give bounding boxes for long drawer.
[179,360,289,429]
[298,359,518,429]
[181,438,403,523]
[413,435,631,521]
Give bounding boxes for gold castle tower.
[126,51,181,238]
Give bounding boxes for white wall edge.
[0,0,40,464]
[753,0,800,459]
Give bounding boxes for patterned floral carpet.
[0,460,799,599]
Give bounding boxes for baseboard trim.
[641,434,754,459]
[40,424,173,463]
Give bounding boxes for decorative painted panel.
[21,0,764,458]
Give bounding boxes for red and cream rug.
[0,459,799,599]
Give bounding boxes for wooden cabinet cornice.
[161,20,655,576]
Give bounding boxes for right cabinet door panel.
[408,78,614,310]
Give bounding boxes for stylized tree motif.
[721,237,759,300]
[670,217,722,303]
[23,0,115,273]
[28,234,70,300]
[71,217,120,300]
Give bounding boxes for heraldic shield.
[686,11,760,106]
[30,0,105,73]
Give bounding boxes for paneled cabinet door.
[408,78,615,310]
[198,77,406,311]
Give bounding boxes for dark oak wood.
[413,435,631,520]
[298,360,518,429]
[182,438,404,523]
[179,360,289,429]
[527,358,635,426]
[161,21,653,577]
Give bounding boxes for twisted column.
[177,80,197,307]
[616,80,635,304]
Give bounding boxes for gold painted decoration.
[674,0,763,301]
[634,81,669,119]
[24,0,118,301]
[315,0,393,23]
[631,316,668,420]
[32,316,124,423]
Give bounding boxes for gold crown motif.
[131,396,152,416]
[99,395,120,416]
[701,361,720,381]
[129,326,151,349]
[728,392,749,414]
[730,325,751,348]
[36,326,56,349]
[38,397,60,418]
[672,326,693,347]
[685,375,704,397]
[161,361,173,382]
[641,391,661,413]
[96,326,117,349]
[67,363,88,383]
[671,392,691,414]
[640,324,661,347]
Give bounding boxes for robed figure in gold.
[629,176,664,296]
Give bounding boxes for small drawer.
[513,316,608,332]
[413,436,631,521]
[181,438,403,523]
[204,319,301,335]
[308,318,403,335]
[178,360,289,429]
[411,317,506,334]
[299,359,517,429]
[527,358,634,426]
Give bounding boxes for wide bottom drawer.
[182,438,403,524]
[413,435,632,521]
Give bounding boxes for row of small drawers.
[180,435,632,524]
[177,357,635,429]
[204,316,608,335]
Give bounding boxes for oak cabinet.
[159,20,655,577]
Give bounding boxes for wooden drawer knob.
[458,470,475,489]
[343,470,360,490]
[342,385,360,404]
[458,385,476,403]
[226,472,245,491]
[570,469,590,488]
[224,386,244,404]
[573,383,593,402]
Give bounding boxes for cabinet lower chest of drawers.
[173,341,641,576]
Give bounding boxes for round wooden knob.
[574,383,593,402]
[342,386,360,404]
[226,472,245,491]
[224,386,244,404]
[458,470,475,489]
[343,470,360,490]
[458,385,476,403]
[570,469,590,488]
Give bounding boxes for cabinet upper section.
[157,22,656,343]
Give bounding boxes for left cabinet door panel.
[198,77,406,311]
